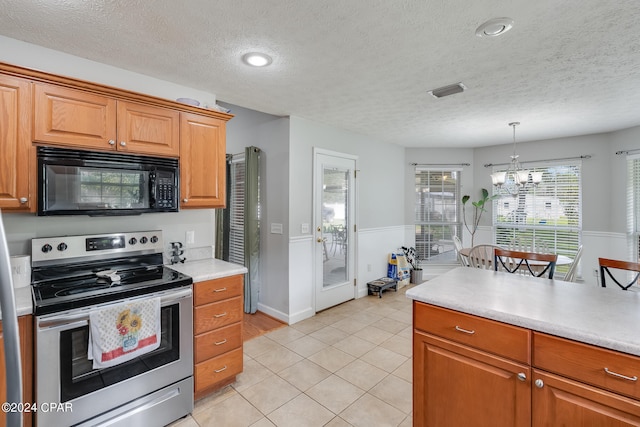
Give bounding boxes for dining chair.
[494,248,558,279]
[562,245,583,282]
[453,236,468,266]
[468,245,499,270]
[598,258,640,290]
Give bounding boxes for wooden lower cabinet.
[193,275,243,400]
[0,315,33,427]
[413,301,640,426]
[533,370,640,425]
[413,331,531,427]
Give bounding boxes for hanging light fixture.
[490,122,542,196]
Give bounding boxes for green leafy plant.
[462,188,498,247]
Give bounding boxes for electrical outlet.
[186,230,195,245]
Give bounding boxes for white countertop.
[406,267,640,357]
[0,286,33,320]
[166,258,247,283]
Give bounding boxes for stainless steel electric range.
[31,230,193,427]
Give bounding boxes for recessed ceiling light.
[475,17,514,37]
[242,52,272,67]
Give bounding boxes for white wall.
[0,36,217,107]
[219,102,292,321]
[288,117,406,320]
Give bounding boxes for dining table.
[459,247,573,266]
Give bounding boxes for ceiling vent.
[428,83,466,99]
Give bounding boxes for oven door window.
[44,164,150,211]
[59,304,179,402]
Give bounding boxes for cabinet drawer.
[194,297,242,335]
[195,347,243,393]
[194,275,243,306]
[533,332,640,400]
[414,302,530,364]
[194,323,242,363]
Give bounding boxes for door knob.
[108,140,116,146]
[19,197,28,204]
[183,198,188,203]
[317,238,324,243]
[534,379,544,388]
[120,141,127,147]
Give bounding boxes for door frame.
[312,147,358,313]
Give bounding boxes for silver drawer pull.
[214,312,228,318]
[215,339,228,346]
[455,325,475,335]
[215,366,228,373]
[214,288,227,293]
[604,367,638,382]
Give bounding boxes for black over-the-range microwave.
[37,146,179,216]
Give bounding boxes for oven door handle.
[37,287,192,330]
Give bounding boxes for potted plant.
[401,246,423,284]
[462,188,498,247]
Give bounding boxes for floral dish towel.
[88,297,161,369]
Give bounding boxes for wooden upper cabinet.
[116,101,179,157]
[0,74,31,210]
[33,83,179,157]
[180,112,226,208]
[33,82,117,150]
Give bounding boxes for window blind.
[627,155,640,259]
[228,155,246,266]
[414,168,462,264]
[492,161,582,276]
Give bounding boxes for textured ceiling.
[1,0,640,148]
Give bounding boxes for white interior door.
[313,149,356,312]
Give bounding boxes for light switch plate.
[186,230,195,244]
[301,223,310,234]
[270,223,283,234]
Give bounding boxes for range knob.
[57,243,68,252]
[129,237,137,245]
[41,244,53,253]
[150,236,158,244]
[140,236,148,244]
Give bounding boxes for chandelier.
[490,122,542,196]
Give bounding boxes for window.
[228,155,246,266]
[414,168,462,264]
[627,155,640,259]
[493,161,582,276]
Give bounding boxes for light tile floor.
[170,285,414,427]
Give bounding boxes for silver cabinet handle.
[455,325,475,335]
[534,379,544,388]
[604,367,638,382]
[214,365,228,373]
[214,339,228,346]
[183,199,188,203]
[214,312,227,318]
[19,197,28,204]
[120,141,127,147]
[214,288,227,293]
[517,372,526,382]
[108,139,116,145]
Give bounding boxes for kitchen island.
[406,267,640,426]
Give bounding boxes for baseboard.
[256,303,290,325]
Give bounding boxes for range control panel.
[32,230,164,265]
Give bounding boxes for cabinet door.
[0,75,31,210]
[33,83,117,150]
[0,316,34,427]
[533,370,640,426]
[180,112,226,208]
[116,101,179,157]
[414,331,531,427]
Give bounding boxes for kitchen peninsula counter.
[167,258,247,283]
[406,267,640,356]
